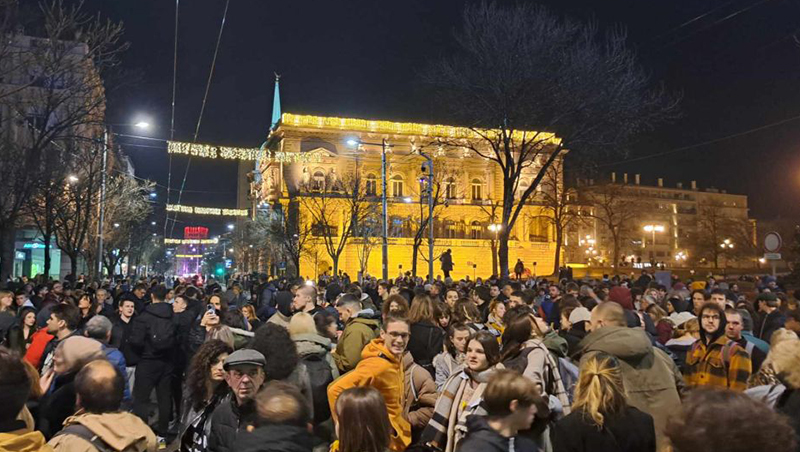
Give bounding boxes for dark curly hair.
[186,340,233,411]
[250,323,299,381]
[666,388,796,452]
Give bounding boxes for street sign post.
[764,232,782,277]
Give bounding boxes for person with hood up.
[576,301,681,451]
[266,291,293,329]
[332,294,380,373]
[233,381,321,452]
[0,348,52,452]
[685,302,751,392]
[457,369,543,452]
[327,315,412,451]
[48,360,157,452]
[288,312,338,425]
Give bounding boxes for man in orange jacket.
[328,315,412,452]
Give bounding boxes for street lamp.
[227,224,235,231]
[67,175,79,183]
[488,223,502,275]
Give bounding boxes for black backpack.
[54,424,116,452]
[148,316,176,352]
[302,352,334,424]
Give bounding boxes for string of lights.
[167,140,323,163]
[166,204,248,216]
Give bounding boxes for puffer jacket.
[208,395,257,452]
[402,352,437,433]
[328,338,410,452]
[47,412,156,452]
[577,326,682,452]
[332,311,380,373]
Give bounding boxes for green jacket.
[332,314,380,373]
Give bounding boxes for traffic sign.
[764,232,782,253]
[764,253,782,260]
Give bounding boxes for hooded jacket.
[293,333,339,379]
[47,412,157,452]
[328,338,411,452]
[234,424,321,452]
[577,326,682,451]
[686,305,751,392]
[0,420,53,452]
[457,415,540,452]
[332,310,380,373]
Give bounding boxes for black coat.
[457,415,540,452]
[38,372,78,439]
[208,395,257,452]
[757,310,787,343]
[129,302,175,361]
[407,321,445,375]
[551,406,656,452]
[111,314,139,367]
[234,424,322,452]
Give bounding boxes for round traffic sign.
[764,232,782,253]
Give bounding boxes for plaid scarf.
[420,364,502,452]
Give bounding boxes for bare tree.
[301,171,379,275]
[583,183,642,270]
[0,0,126,282]
[694,200,751,268]
[538,163,582,276]
[354,216,380,278]
[423,2,678,277]
[479,200,503,277]
[96,175,154,277]
[267,202,313,277]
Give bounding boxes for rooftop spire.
[270,73,281,131]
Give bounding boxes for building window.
[312,222,336,237]
[529,217,549,242]
[470,221,483,239]
[311,170,326,192]
[471,179,482,201]
[446,221,459,239]
[445,177,456,199]
[365,174,377,196]
[391,175,404,198]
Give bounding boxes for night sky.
[83,0,800,236]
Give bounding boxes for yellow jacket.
[328,338,411,452]
[0,427,52,452]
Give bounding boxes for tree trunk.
[0,224,14,286]
[43,233,52,279]
[552,227,563,277]
[411,240,420,277]
[332,255,339,276]
[498,230,510,278]
[612,239,621,272]
[68,253,79,280]
[490,239,498,277]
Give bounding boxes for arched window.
[445,177,457,199]
[312,170,326,192]
[470,221,483,239]
[471,178,483,201]
[445,220,459,239]
[365,174,377,196]
[391,174,404,198]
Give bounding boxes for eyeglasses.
[386,331,410,340]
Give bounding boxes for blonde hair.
[770,328,798,349]
[288,312,317,337]
[674,318,699,338]
[573,353,627,427]
[769,338,800,388]
[207,326,235,349]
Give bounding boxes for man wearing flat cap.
[755,292,786,343]
[208,349,266,452]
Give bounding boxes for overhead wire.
[165,0,180,238]
[595,111,800,168]
[169,0,232,238]
[656,0,772,49]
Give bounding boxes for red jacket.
[24,328,54,369]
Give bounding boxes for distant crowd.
[0,268,799,452]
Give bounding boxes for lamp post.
[419,152,434,283]
[720,238,734,271]
[97,120,150,279]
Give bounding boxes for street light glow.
[345,138,359,147]
[488,223,502,232]
[643,224,664,233]
[134,121,150,129]
[403,197,413,203]
[227,224,235,231]
[68,175,78,183]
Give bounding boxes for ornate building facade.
[250,113,562,280]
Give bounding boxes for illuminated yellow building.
[251,113,563,280]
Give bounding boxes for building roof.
[279,113,561,144]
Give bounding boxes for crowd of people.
[1,268,800,452]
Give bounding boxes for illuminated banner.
[164,238,219,245]
[167,140,322,163]
[175,254,203,258]
[166,204,248,217]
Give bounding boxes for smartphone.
[207,304,217,315]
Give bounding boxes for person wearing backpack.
[288,313,338,426]
[49,360,157,452]
[129,285,176,444]
[685,302,752,392]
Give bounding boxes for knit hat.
[56,336,104,374]
[608,286,634,311]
